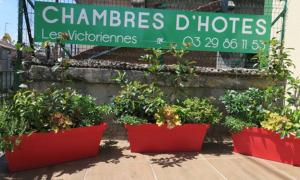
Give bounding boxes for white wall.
[285,0,300,77]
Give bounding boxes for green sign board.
[35,2,271,53]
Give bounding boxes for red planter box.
[232,127,300,166]
[125,124,210,153]
[5,123,107,172]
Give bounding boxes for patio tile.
[3,166,48,180]
[2,156,95,180]
[98,140,148,164]
[2,141,300,180]
[201,142,241,159]
[149,155,225,180]
[251,157,300,179]
[85,162,155,180]
[205,155,297,180]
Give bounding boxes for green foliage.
[254,38,295,81]
[286,77,300,110]
[0,88,105,151]
[155,105,181,128]
[112,81,166,122]
[51,57,72,84]
[264,86,285,113]
[118,115,147,125]
[282,109,300,138]
[140,44,196,102]
[140,48,165,74]
[261,112,294,138]
[223,116,256,133]
[252,38,300,138]
[175,97,221,125]
[113,70,128,85]
[220,88,267,126]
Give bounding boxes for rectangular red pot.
[232,127,300,166]
[125,124,210,153]
[5,123,107,172]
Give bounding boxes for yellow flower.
[155,106,181,129]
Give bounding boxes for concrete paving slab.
[206,155,297,180]
[1,141,300,180]
[150,155,225,180]
[85,162,155,180]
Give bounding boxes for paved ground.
[1,140,300,180]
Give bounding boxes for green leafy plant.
[220,88,268,126]
[287,110,300,137]
[112,81,166,123]
[254,38,295,81]
[276,109,300,138]
[286,77,300,110]
[253,38,300,138]
[175,97,221,125]
[0,88,106,151]
[140,48,165,74]
[140,44,196,102]
[168,43,196,86]
[261,112,294,138]
[264,86,285,113]
[223,116,256,133]
[118,115,148,125]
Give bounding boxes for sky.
[0,0,18,42]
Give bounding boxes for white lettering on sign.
[62,7,74,24]
[229,17,240,33]
[256,19,267,35]
[93,9,107,26]
[124,11,135,28]
[198,16,209,32]
[153,13,164,30]
[43,6,58,23]
[176,15,189,31]
[40,5,268,36]
[77,9,89,25]
[212,16,228,33]
[242,18,254,35]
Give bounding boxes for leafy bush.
[220,88,267,125]
[287,110,300,137]
[0,88,106,151]
[254,38,295,81]
[155,106,181,128]
[261,112,294,138]
[112,81,166,122]
[223,116,256,133]
[175,98,221,125]
[118,115,148,125]
[261,110,300,138]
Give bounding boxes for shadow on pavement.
[0,140,135,180]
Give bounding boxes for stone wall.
[27,59,276,103]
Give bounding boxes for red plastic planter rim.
[232,127,300,166]
[5,123,107,172]
[125,123,210,153]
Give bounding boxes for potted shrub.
[220,88,300,166]
[0,88,108,172]
[112,81,221,153]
